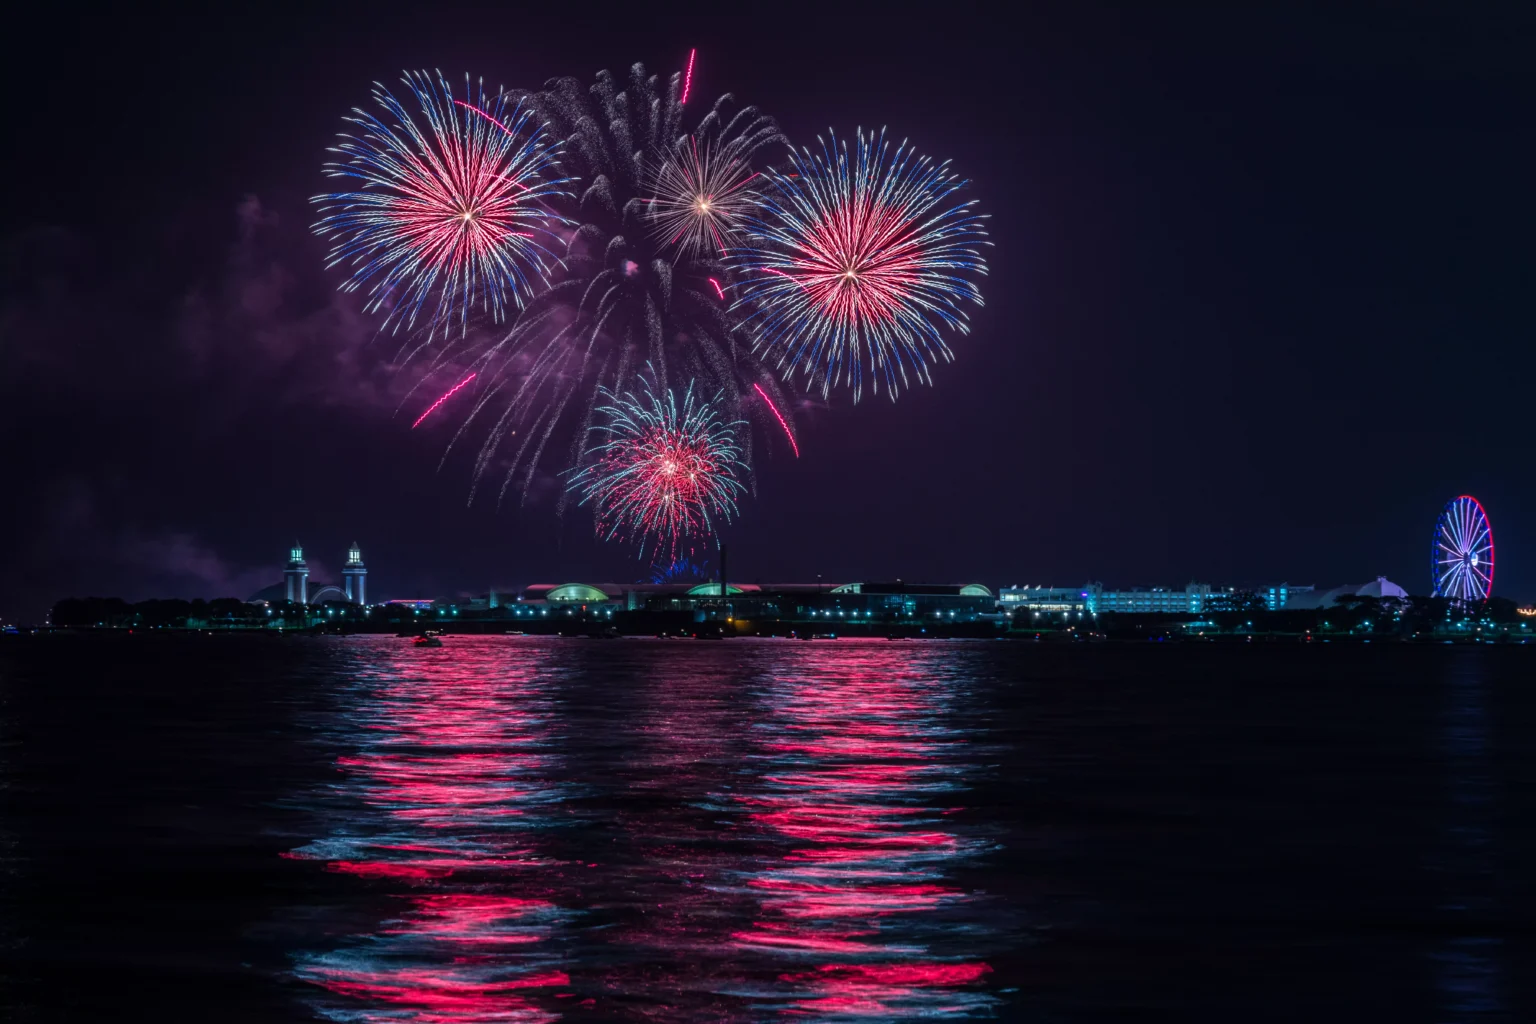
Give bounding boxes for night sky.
[2,4,1532,621]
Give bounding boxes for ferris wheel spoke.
[1456,561,1476,596]
[1432,497,1493,600]
[1442,559,1458,585]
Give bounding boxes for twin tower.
[284,542,367,606]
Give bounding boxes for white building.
[999,583,1216,614]
[1285,577,1408,610]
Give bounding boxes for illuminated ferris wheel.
[1432,495,1494,601]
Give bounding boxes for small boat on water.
[412,631,444,647]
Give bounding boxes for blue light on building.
[1000,583,1215,614]
[284,543,309,605]
[342,542,367,605]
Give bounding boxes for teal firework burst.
[567,368,747,561]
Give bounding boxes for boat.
[413,631,444,647]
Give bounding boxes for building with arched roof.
[686,583,761,596]
[542,584,613,604]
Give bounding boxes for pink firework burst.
[568,369,746,561]
[732,128,988,400]
[313,71,571,340]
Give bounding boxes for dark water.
[1,637,1534,1021]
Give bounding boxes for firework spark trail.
[568,369,746,561]
[451,99,518,138]
[753,383,800,457]
[312,71,571,341]
[412,373,478,428]
[708,278,726,300]
[452,101,538,196]
[681,49,697,105]
[763,268,804,288]
[731,127,988,400]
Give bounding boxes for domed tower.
[342,542,367,606]
[284,542,309,605]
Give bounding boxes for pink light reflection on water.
[287,637,572,1022]
[579,650,769,1006]
[729,643,996,1017]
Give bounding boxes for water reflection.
[1430,652,1506,1020]
[287,638,573,1022]
[728,644,997,1018]
[283,638,999,1021]
[597,647,767,1015]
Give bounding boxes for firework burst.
[647,134,763,260]
[312,70,570,341]
[568,369,746,561]
[732,128,988,400]
[453,63,786,504]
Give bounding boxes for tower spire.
[284,542,310,604]
[343,542,368,605]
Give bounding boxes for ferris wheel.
[1432,495,1494,601]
